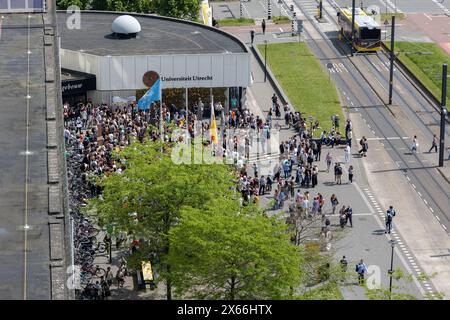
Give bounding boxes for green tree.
[364,269,443,300]
[154,0,200,20]
[90,139,236,299]
[56,0,90,10]
[166,200,303,299]
[100,0,154,13]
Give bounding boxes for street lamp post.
[239,0,243,19]
[439,64,447,167]
[264,40,268,83]
[388,15,396,105]
[388,240,395,299]
[351,0,356,57]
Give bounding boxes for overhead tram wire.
[316,1,450,135]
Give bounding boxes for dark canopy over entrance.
[61,68,96,106]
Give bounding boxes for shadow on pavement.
[372,229,386,236]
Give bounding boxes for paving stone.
[48,185,61,214]
[49,221,63,260]
[47,121,57,149]
[50,265,66,300]
[47,149,59,184]
[46,84,56,120]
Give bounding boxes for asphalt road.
[212,0,450,17]
[289,0,449,295]
[239,39,427,297]
[0,14,50,299]
[305,0,450,233]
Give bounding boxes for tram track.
[319,0,450,129]
[287,0,450,228]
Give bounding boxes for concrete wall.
[60,49,251,90]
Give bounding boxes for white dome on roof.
[112,15,141,35]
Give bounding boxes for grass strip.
[257,42,345,134]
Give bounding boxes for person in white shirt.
[344,143,351,163]
[411,135,419,153]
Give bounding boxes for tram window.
[361,28,380,40]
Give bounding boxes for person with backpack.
[385,205,396,234]
[358,136,368,157]
[271,93,277,112]
[348,165,354,183]
[311,165,319,188]
[330,194,339,215]
[339,206,347,229]
[335,163,343,185]
[345,205,353,227]
[356,259,368,285]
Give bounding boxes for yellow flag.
[210,106,218,145]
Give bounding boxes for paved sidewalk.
[244,39,425,299]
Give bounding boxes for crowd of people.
[64,90,373,297]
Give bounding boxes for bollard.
[268,0,272,19]
[292,12,296,36]
[240,0,243,19]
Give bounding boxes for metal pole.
[185,87,188,126]
[388,15,396,105]
[268,0,271,20]
[292,12,296,36]
[439,64,447,167]
[389,242,395,299]
[109,239,112,264]
[264,40,268,83]
[319,1,323,19]
[351,0,356,57]
[240,0,243,19]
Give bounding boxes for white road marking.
[411,184,416,189]
[417,192,422,197]
[442,224,447,230]
[424,199,428,205]
[424,13,433,21]
[436,215,440,222]
[406,176,410,181]
[430,207,434,213]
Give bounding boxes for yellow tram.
[337,7,381,52]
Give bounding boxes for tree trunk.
[166,264,172,300]
[229,276,236,300]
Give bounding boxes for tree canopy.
[90,139,236,298]
[56,0,201,20]
[166,200,303,299]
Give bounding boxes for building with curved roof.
[57,11,251,108]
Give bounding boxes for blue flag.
[138,79,161,110]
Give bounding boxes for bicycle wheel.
[80,272,92,285]
[97,242,106,254]
[95,267,106,278]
